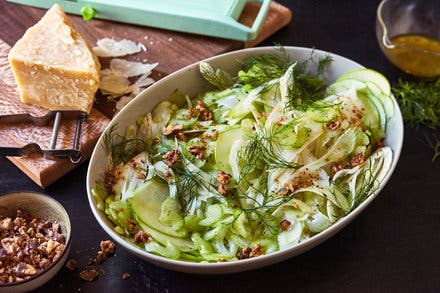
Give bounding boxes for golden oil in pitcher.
[382,34,440,77]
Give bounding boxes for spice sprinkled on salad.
[93,51,394,262]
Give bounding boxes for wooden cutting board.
[0,1,292,187]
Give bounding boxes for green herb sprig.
[392,78,440,160]
[392,78,440,128]
[199,62,234,90]
[103,124,149,167]
[286,54,333,110]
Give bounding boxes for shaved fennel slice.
[279,63,296,106]
[331,146,393,210]
[111,152,150,201]
[278,219,304,250]
[305,211,333,233]
[274,127,358,193]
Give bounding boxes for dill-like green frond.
[423,132,440,161]
[285,55,332,110]
[238,55,286,88]
[392,78,440,128]
[173,167,205,214]
[240,127,302,174]
[199,62,234,90]
[317,54,333,77]
[102,124,149,167]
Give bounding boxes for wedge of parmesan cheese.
[8,4,100,113]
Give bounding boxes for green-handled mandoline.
[7,0,272,41]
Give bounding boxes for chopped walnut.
[45,239,59,254]
[65,259,77,271]
[15,263,37,277]
[236,246,252,260]
[39,258,51,270]
[95,251,107,264]
[190,100,213,121]
[79,269,99,282]
[176,131,187,141]
[100,240,115,255]
[217,184,229,196]
[0,218,12,231]
[0,210,66,285]
[127,218,137,234]
[163,124,183,136]
[285,171,318,192]
[133,231,150,243]
[90,240,116,264]
[236,244,264,259]
[216,171,232,196]
[216,171,231,185]
[350,153,365,167]
[187,145,206,159]
[280,220,291,231]
[163,150,181,168]
[249,244,264,258]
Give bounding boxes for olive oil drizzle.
[384,34,440,77]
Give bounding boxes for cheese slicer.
[0,110,87,164]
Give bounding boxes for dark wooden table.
[1,0,440,292]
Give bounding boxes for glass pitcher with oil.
[376,0,440,77]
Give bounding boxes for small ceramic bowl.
[0,191,71,292]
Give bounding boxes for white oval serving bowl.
[87,46,403,274]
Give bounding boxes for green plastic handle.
[7,0,272,41]
[247,0,272,39]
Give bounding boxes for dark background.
[1,0,440,292]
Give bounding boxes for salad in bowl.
[87,47,403,273]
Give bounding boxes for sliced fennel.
[95,54,394,263]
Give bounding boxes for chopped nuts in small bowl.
[0,191,71,292]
